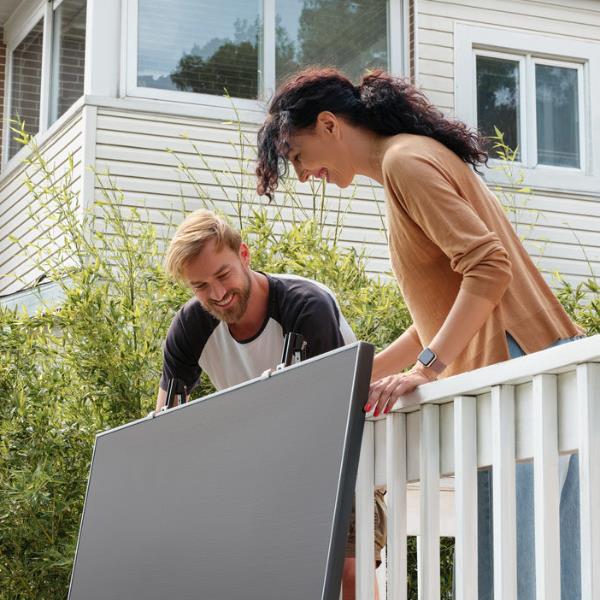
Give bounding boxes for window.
[8,19,44,159]
[49,0,87,125]
[475,50,582,169]
[3,0,86,164]
[455,24,600,192]
[137,0,262,100]
[131,0,400,103]
[275,0,388,85]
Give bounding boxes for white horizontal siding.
[0,112,84,296]
[93,107,391,276]
[416,0,600,286]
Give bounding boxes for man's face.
[182,238,252,324]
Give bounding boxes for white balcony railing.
[355,334,600,600]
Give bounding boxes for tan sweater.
[381,134,582,378]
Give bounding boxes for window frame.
[124,0,406,109]
[455,23,600,193]
[474,49,527,166]
[2,0,85,170]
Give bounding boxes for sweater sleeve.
[383,147,512,305]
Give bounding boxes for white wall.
[91,104,391,275]
[0,107,83,296]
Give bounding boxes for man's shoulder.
[170,297,219,338]
[268,274,337,310]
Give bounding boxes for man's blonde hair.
[165,209,242,280]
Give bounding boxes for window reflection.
[9,20,44,159]
[49,0,87,126]
[536,64,580,168]
[476,55,521,160]
[276,0,388,84]
[137,0,262,99]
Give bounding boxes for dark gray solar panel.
[68,342,373,600]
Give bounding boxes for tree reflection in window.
[276,0,389,84]
[170,19,259,98]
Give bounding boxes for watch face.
[419,348,436,367]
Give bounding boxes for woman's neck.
[344,125,395,185]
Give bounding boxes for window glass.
[536,64,580,168]
[9,19,44,159]
[276,0,388,85]
[138,0,262,99]
[476,55,521,160]
[49,0,87,126]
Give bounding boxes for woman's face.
[285,112,355,188]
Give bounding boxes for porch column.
[84,0,121,97]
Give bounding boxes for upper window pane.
[276,0,388,85]
[9,19,44,159]
[49,0,87,126]
[476,55,521,160]
[138,0,262,100]
[49,0,86,124]
[536,64,580,168]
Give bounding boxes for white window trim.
[1,0,83,171]
[455,22,600,195]
[123,0,406,111]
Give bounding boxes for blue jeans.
[477,334,583,600]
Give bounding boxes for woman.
[256,68,584,600]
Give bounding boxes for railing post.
[578,363,600,600]
[491,384,517,599]
[419,404,440,600]
[386,412,408,599]
[356,420,375,600]
[532,373,561,600]
[454,396,478,600]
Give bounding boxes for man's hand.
[365,363,437,416]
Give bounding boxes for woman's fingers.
[367,369,433,416]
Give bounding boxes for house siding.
[0,109,83,296]
[0,37,5,169]
[92,106,391,274]
[416,0,600,286]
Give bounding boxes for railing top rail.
[374,334,600,415]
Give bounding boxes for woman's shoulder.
[381,134,453,181]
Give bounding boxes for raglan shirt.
[160,274,356,392]
[381,133,582,378]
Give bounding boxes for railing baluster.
[386,412,408,600]
[356,420,375,600]
[419,404,440,600]
[578,363,600,600]
[454,395,478,600]
[532,373,561,600]
[491,384,517,599]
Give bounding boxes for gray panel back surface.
[68,342,373,600]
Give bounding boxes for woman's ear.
[316,111,341,139]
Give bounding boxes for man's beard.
[202,269,252,324]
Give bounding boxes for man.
[157,209,385,599]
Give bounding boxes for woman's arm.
[367,289,497,415]
[371,324,422,382]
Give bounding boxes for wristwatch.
[417,347,446,375]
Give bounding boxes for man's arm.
[157,307,205,412]
[155,387,168,412]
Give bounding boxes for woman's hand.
[365,363,437,416]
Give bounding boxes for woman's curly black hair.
[256,68,488,200]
